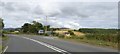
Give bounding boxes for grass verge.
[0,45,2,52]
[2,36,9,41]
[0,35,9,53]
[60,38,118,49]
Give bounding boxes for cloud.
[1,0,119,2]
[0,0,118,29]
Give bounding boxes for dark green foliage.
[58,34,65,38]
[44,33,49,36]
[43,25,51,31]
[51,32,56,36]
[21,21,43,34]
[0,18,4,37]
[32,21,43,30]
[79,28,118,43]
[0,18,4,29]
[22,23,31,33]
[52,32,64,38]
[68,30,74,35]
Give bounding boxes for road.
[3,34,118,54]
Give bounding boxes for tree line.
[21,21,50,34]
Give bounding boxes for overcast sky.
[0,0,119,29]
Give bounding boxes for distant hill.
[3,28,16,30]
[3,28,21,31]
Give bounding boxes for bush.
[51,32,57,36]
[79,36,85,39]
[58,34,65,38]
[44,33,49,36]
[68,30,74,35]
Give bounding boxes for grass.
[53,30,118,49]
[0,35,9,53]
[0,45,2,52]
[2,36,9,41]
[0,36,2,52]
[60,37,118,49]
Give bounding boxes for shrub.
[44,33,49,36]
[58,34,65,38]
[68,30,74,35]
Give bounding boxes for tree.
[22,23,32,33]
[21,21,44,34]
[44,25,50,31]
[0,18,4,36]
[0,18,4,29]
[32,21,43,30]
[31,21,43,33]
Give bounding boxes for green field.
[59,28,119,49]
[79,28,119,43]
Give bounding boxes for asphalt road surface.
[3,34,118,54]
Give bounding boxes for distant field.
[54,30,85,36]
[59,28,119,49]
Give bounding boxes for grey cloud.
[33,5,43,15]
[47,12,60,17]
[0,2,5,6]
[4,2,16,11]
[1,1,118,29]
[49,2,89,18]
[17,4,31,12]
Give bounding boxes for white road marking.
[22,37,71,54]
[1,46,8,54]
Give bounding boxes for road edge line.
[1,46,8,54]
[22,37,71,54]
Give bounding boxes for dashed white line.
[22,37,71,54]
[1,46,8,54]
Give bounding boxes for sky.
[0,0,119,29]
